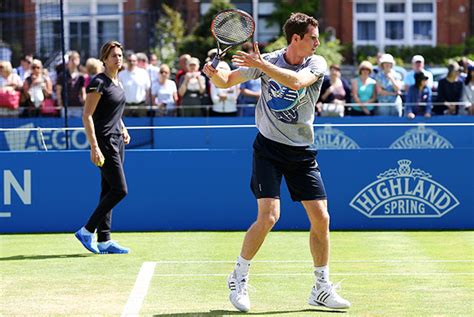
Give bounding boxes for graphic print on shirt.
[267,79,307,124]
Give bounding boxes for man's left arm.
[232,43,326,91]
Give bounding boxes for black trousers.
[85,134,128,242]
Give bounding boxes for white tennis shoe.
[308,282,351,309]
[227,271,250,312]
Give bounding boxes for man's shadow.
[0,254,93,261]
[153,308,347,316]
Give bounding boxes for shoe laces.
[232,274,255,296]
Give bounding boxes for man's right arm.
[202,64,248,89]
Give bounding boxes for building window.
[414,20,432,40]
[69,21,90,57]
[357,21,376,41]
[356,3,377,13]
[37,1,123,58]
[385,21,404,40]
[413,3,433,13]
[40,21,61,56]
[384,3,405,13]
[98,21,120,51]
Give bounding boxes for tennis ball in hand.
[97,158,105,167]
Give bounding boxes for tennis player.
[203,13,350,311]
[74,40,130,254]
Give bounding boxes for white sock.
[80,227,94,236]
[234,255,251,277]
[314,265,330,285]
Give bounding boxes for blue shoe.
[74,229,99,254]
[98,240,130,254]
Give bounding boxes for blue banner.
[0,147,472,233]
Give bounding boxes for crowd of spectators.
[0,49,473,118]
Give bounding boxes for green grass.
[1,231,473,316]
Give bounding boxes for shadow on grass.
[153,308,347,316]
[0,253,94,261]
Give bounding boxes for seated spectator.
[178,57,206,117]
[118,54,151,117]
[236,42,261,116]
[375,53,403,116]
[210,61,239,116]
[316,64,350,117]
[350,61,377,116]
[434,62,464,115]
[405,72,432,119]
[151,64,178,116]
[461,64,474,115]
[22,59,53,117]
[404,55,433,91]
[56,51,86,115]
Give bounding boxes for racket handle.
[211,55,220,69]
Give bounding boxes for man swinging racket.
[203,12,351,312]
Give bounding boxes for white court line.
[154,259,474,264]
[0,212,12,218]
[121,262,157,317]
[154,272,474,277]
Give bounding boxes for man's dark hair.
[283,13,319,45]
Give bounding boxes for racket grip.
[211,55,220,69]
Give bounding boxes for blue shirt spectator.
[404,55,433,91]
[406,72,432,119]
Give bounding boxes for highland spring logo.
[390,126,453,149]
[350,159,460,218]
[314,126,360,149]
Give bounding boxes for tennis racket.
[210,9,255,68]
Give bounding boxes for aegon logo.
[350,159,459,218]
[5,123,89,151]
[1,170,31,218]
[390,126,453,149]
[314,126,360,149]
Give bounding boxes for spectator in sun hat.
[404,54,433,91]
[375,53,403,116]
[350,60,377,116]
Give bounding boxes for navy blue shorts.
[250,133,327,201]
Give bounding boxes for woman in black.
[74,40,131,254]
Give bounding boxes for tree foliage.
[152,4,185,68]
[265,0,320,31]
[180,0,235,63]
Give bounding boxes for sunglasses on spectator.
[32,65,41,69]
[160,70,169,74]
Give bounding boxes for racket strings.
[213,12,254,45]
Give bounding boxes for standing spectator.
[136,52,158,108]
[56,51,86,115]
[210,61,239,116]
[76,40,130,254]
[118,54,150,117]
[14,54,33,82]
[404,55,433,91]
[175,54,191,108]
[350,61,377,116]
[22,59,53,116]
[0,61,23,116]
[434,62,464,115]
[461,65,474,115]
[84,58,103,88]
[405,72,432,119]
[237,42,261,116]
[149,53,160,67]
[178,57,206,117]
[151,64,178,116]
[0,61,22,90]
[375,53,403,116]
[316,64,350,117]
